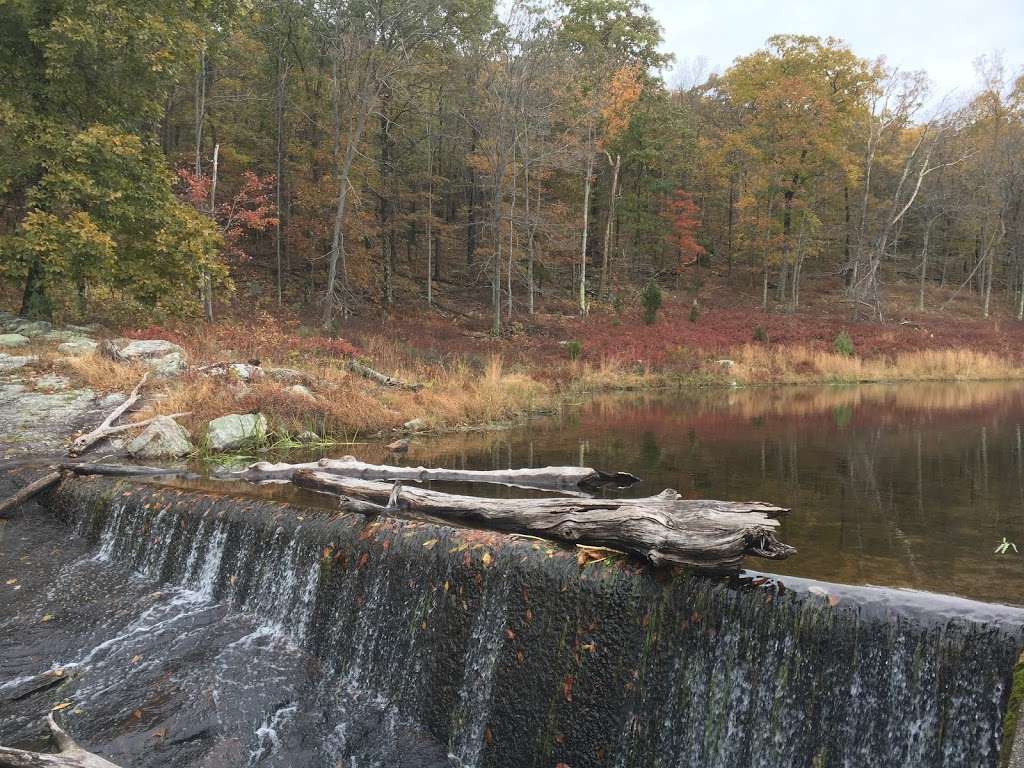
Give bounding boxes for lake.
[370,381,1024,606]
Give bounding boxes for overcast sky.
[647,0,1024,100]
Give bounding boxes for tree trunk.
[0,471,62,518]
[466,127,479,266]
[378,83,395,309]
[425,123,433,306]
[524,129,535,315]
[20,256,52,321]
[323,62,374,330]
[225,456,639,493]
[579,126,594,316]
[507,143,515,319]
[0,714,122,768]
[275,54,287,308]
[292,471,794,573]
[599,153,620,297]
[918,217,935,311]
[202,142,219,323]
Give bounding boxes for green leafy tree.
[4,126,223,318]
[0,0,230,320]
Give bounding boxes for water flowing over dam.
[2,476,1022,768]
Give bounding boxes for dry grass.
[60,353,148,392]
[124,352,547,446]
[722,345,1024,385]
[41,319,1024,455]
[558,356,666,392]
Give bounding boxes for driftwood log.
[68,372,189,456]
[220,456,640,492]
[0,713,121,768]
[69,373,146,456]
[346,360,422,391]
[59,463,196,479]
[0,464,198,517]
[292,470,794,572]
[0,472,62,518]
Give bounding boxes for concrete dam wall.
[19,476,1024,768]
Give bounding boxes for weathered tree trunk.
[425,120,434,307]
[292,471,793,572]
[0,713,122,768]
[378,81,395,309]
[918,216,935,310]
[323,55,374,329]
[222,456,639,492]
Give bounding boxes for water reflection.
[349,382,1024,605]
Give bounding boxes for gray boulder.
[127,416,194,459]
[265,366,307,384]
[206,412,268,452]
[288,384,316,401]
[57,338,98,356]
[0,353,33,371]
[105,338,188,378]
[229,362,260,381]
[44,329,87,342]
[0,333,29,348]
[14,320,52,337]
[147,351,187,378]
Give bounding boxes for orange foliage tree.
[665,188,706,268]
[177,168,278,261]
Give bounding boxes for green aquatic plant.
[995,537,1018,555]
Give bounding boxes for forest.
[1,0,1023,335]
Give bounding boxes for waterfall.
[46,479,1024,768]
[448,569,511,767]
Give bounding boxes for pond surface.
[353,381,1024,606]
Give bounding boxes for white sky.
[648,0,1024,100]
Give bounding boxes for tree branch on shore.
[346,360,422,391]
[68,373,149,455]
[67,373,189,456]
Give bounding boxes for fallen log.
[60,463,196,479]
[0,463,201,517]
[0,472,62,518]
[346,359,422,391]
[292,470,794,572]
[220,456,640,492]
[0,712,122,768]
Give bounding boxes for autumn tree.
[666,189,706,268]
[718,35,874,306]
